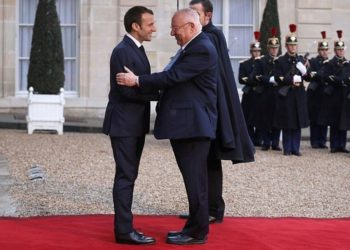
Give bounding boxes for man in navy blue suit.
[117,8,218,245]
[102,6,158,245]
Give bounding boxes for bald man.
[116,8,218,245]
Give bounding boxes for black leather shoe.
[272,146,282,151]
[116,231,155,245]
[338,148,350,153]
[209,216,223,224]
[179,214,189,219]
[283,151,291,156]
[292,151,302,156]
[167,231,182,238]
[318,145,328,149]
[311,145,319,149]
[330,148,337,153]
[166,234,206,245]
[261,145,270,151]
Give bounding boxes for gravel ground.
[0,129,350,218]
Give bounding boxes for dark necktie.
[139,45,146,55]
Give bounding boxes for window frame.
[212,0,260,86]
[16,0,80,97]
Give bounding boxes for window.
[211,0,258,87]
[18,0,78,96]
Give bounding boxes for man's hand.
[116,66,138,86]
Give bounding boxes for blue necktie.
[163,49,182,71]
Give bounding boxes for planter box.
[26,87,65,135]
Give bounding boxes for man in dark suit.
[189,0,255,224]
[117,8,218,245]
[102,6,158,245]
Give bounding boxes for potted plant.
[26,0,65,134]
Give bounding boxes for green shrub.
[28,0,64,94]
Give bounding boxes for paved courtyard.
[0,129,349,218]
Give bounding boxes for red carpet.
[0,215,350,250]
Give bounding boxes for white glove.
[293,75,302,83]
[269,76,276,84]
[296,62,307,75]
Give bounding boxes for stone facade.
[1,0,350,119]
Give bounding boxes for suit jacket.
[138,32,218,140]
[103,35,158,137]
[202,22,254,163]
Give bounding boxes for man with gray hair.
[116,8,218,245]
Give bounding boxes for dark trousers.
[330,127,347,149]
[248,126,263,146]
[282,129,301,153]
[207,142,225,220]
[110,136,145,235]
[171,138,210,239]
[262,128,281,148]
[310,124,328,147]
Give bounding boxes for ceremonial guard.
[273,24,309,156]
[252,27,282,151]
[305,31,329,149]
[319,30,349,153]
[239,31,263,147]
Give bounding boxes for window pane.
[57,0,77,24]
[19,28,33,57]
[19,60,29,91]
[228,27,253,57]
[61,27,76,57]
[64,60,77,91]
[19,0,38,23]
[230,0,253,24]
[211,0,223,24]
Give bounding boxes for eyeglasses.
[170,22,191,32]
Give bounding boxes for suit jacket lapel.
[123,36,151,71]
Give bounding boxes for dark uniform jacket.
[252,54,278,131]
[318,56,347,127]
[339,61,350,130]
[305,56,328,124]
[239,58,259,128]
[273,53,309,129]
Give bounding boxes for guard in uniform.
[318,30,349,153]
[253,27,282,151]
[305,31,329,149]
[273,24,309,156]
[239,31,263,146]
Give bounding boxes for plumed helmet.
[318,31,328,50]
[334,30,345,50]
[286,24,297,45]
[250,31,261,51]
[267,27,280,48]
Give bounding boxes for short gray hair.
[175,8,202,31]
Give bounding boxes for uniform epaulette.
[239,58,249,64]
[323,59,329,64]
